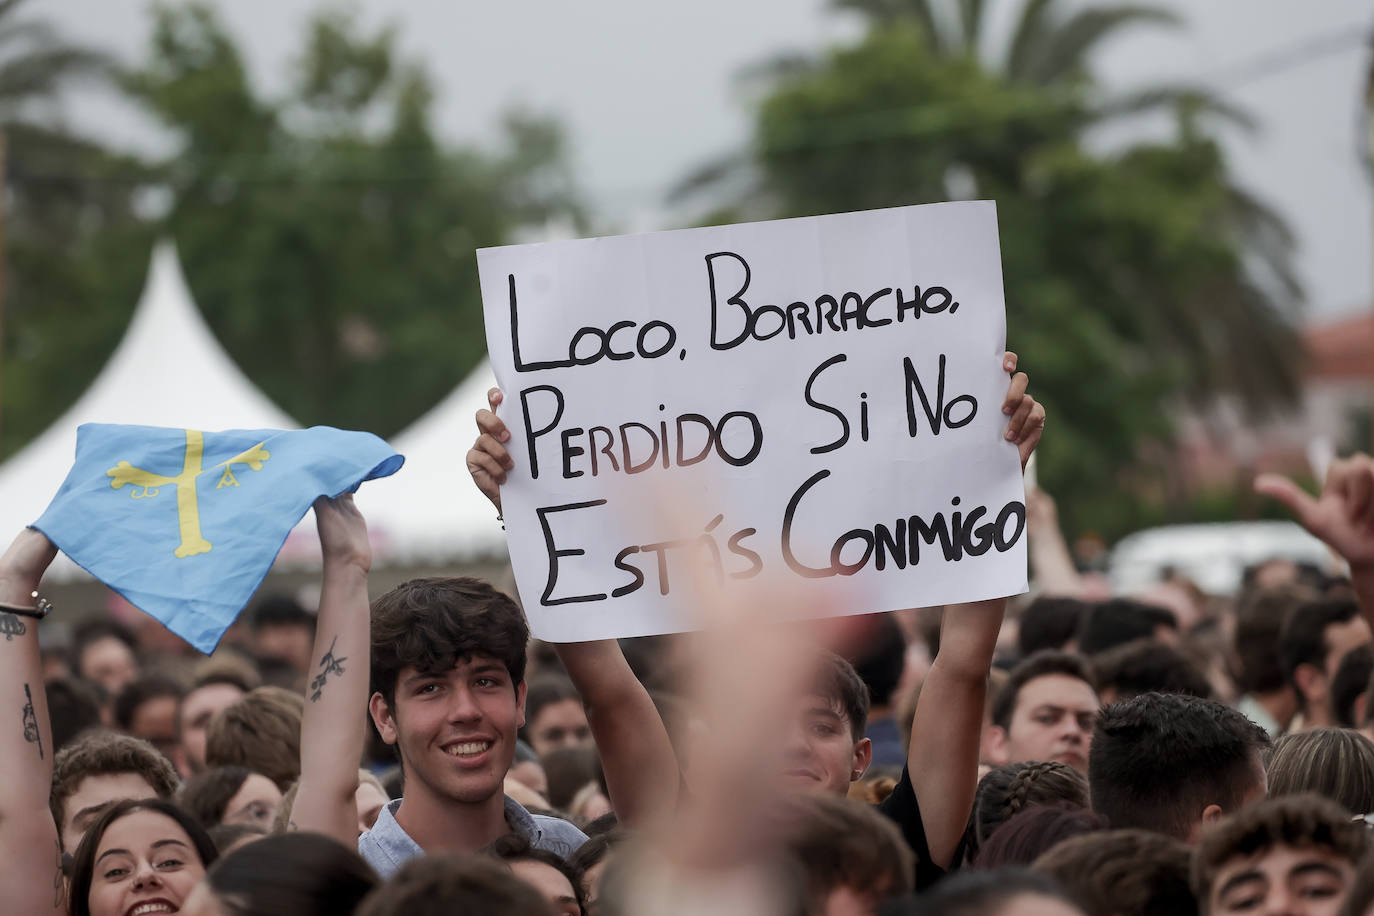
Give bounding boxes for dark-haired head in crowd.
[488,833,585,916]
[985,652,1098,773]
[176,661,256,777]
[51,731,181,852]
[542,744,604,815]
[972,802,1106,870]
[177,765,283,832]
[1018,597,1089,658]
[1192,794,1369,916]
[206,821,267,855]
[1337,852,1374,916]
[70,620,140,696]
[510,739,549,802]
[355,854,555,916]
[45,676,104,754]
[1234,585,1312,737]
[1076,599,1178,657]
[1330,645,1373,729]
[1267,728,1374,817]
[521,674,591,759]
[1034,828,1198,916]
[182,831,380,916]
[1090,692,1270,842]
[567,829,626,912]
[777,649,875,796]
[361,577,587,877]
[1281,598,1371,731]
[1093,639,1213,704]
[853,614,910,768]
[248,593,316,676]
[779,790,915,914]
[113,675,184,766]
[879,867,1085,916]
[964,761,1088,865]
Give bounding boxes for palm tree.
[0,0,149,456]
[835,0,1173,85]
[673,0,1305,535]
[820,0,1303,411]
[0,0,130,250]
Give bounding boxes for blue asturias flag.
[34,424,405,653]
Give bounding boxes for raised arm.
[553,639,679,825]
[0,529,62,914]
[467,390,680,824]
[1257,454,1374,621]
[291,495,372,844]
[1026,488,1083,597]
[906,351,1043,868]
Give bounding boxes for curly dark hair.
[1193,794,1370,903]
[50,731,180,846]
[370,577,529,708]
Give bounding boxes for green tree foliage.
[678,2,1303,538]
[118,3,583,436]
[0,0,153,457]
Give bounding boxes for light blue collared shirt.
[358,795,589,878]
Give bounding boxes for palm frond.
[0,46,111,111]
[1028,5,1179,85]
[956,0,988,55]
[1095,85,1257,132]
[1004,0,1057,81]
[833,0,945,51]
[666,150,753,204]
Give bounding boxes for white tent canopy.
[0,241,297,579]
[1,238,509,576]
[277,358,510,566]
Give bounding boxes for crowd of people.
[4,353,1374,915]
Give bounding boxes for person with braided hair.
[962,761,1089,865]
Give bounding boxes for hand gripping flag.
[34,424,405,653]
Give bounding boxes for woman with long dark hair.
[67,798,218,916]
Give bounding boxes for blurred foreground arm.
[553,640,680,825]
[1026,488,1083,596]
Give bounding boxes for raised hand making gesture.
[1258,454,1374,616]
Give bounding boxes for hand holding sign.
[468,388,515,514]
[478,201,1030,641]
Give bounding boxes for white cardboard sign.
[478,201,1027,641]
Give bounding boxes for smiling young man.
[358,577,587,877]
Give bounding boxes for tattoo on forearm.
[0,612,26,641]
[309,635,347,702]
[22,683,42,759]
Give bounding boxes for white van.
[1109,521,1338,596]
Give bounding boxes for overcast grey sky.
[44,0,1374,321]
